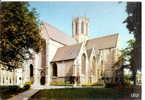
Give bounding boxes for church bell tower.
[72,16,89,43]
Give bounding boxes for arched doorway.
[52,63,57,76]
[82,54,86,75]
[30,64,34,83]
[40,71,45,85]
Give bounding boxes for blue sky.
[29,2,134,49]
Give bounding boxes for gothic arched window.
[92,57,96,75]
[42,40,46,68]
[10,78,11,84]
[30,64,33,77]
[81,22,84,33]
[82,54,86,75]
[86,23,88,35]
[76,22,78,34]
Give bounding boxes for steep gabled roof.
[86,34,119,50]
[41,22,76,45]
[52,43,82,62]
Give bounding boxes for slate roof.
[41,22,76,45]
[86,34,119,50]
[52,43,82,62]
[52,34,119,62]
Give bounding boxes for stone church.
[23,16,120,87]
[0,16,120,87]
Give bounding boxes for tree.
[0,2,45,68]
[113,39,135,84]
[124,2,141,85]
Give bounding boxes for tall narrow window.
[76,23,77,34]
[30,64,33,77]
[53,63,57,76]
[81,22,84,33]
[86,23,88,35]
[42,41,46,68]
[93,57,96,75]
[82,54,86,74]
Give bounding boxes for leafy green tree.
[0,2,45,68]
[124,2,141,85]
[113,39,135,84]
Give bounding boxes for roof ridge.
[88,33,119,41]
[41,21,76,45]
[58,43,82,49]
[45,23,73,39]
[42,22,50,38]
[86,33,119,50]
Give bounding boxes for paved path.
[7,89,39,100]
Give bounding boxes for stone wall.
[0,67,23,86]
[31,38,65,86]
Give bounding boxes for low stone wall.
[0,69,15,85]
[0,68,23,86]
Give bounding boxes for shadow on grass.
[29,88,140,100]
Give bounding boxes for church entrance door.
[30,64,34,84]
[40,76,45,85]
[40,71,45,85]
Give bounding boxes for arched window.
[30,64,33,77]
[76,22,78,34]
[92,57,96,75]
[10,78,11,84]
[42,40,46,68]
[81,22,84,33]
[86,23,88,34]
[3,77,4,84]
[101,60,103,65]
[82,54,86,74]
[53,63,57,76]
[101,60,104,76]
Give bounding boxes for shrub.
[23,81,31,90]
[50,81,72,86]
[82,83,94,86]
[82,81,105,86]
[8,85,19,92]
[95,81,105,86]
[24,81,32,85]
[105,83,117,88]
[105,80,134,89]
[124,80,131,85]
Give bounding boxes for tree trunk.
[132,68,137,86]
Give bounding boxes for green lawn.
[0,86,29,99]
[29,88,136,100]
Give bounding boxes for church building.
[0,16,120,87]
[23,16,120,88]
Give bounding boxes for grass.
[0,86,29,99]
[29,88,134,100]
